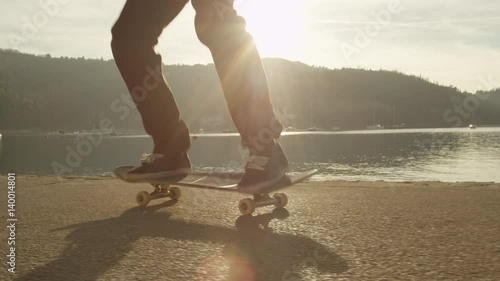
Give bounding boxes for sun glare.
[235,0,307,58]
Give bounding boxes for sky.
[1,0,499,92]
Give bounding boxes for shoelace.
[245,156,269,171]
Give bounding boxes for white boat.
[66,132,83,138]
[47,131,64,138]
[366,124,385,130]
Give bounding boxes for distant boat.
[366,124,384,130]
[47,131,64,138]
[307,127,319,131]
[65,132,83,138]
[470,110,477,129]
[386,123,406,129]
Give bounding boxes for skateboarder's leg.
[193,0,283,141]
[192,0,288,187]
[111,0,191,178]
[111,0,190,155]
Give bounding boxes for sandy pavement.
[1,175,499,280]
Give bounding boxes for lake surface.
[1,128,500,183]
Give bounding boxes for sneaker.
[237,142,289,193]
[126,152,191,181]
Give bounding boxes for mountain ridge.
[0,49,499,131]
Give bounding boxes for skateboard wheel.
[136,191,151,207]
[273,193,288,208]
[169,186,181,200]
[238,198,256,215]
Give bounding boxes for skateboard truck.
[135,184,288,215]
[135,184,181,207]
[238,193,288,215]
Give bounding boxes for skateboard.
[114,166,318,215]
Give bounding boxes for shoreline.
[5,174,500,189]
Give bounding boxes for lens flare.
[236,0,307,58]
[197,250,255,280]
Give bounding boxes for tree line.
[0,49,499,132]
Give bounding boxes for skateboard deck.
[114,166,317,194]
[114,166,318,215]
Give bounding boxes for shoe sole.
[123,167,192,182]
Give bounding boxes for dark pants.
[111,0,283,154]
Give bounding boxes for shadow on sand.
[16,202,348,280]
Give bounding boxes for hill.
[0,49,499,132]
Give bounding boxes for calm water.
[1,128,500,183]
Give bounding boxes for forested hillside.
[0,49,499,131]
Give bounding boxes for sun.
[235,0,307,58]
